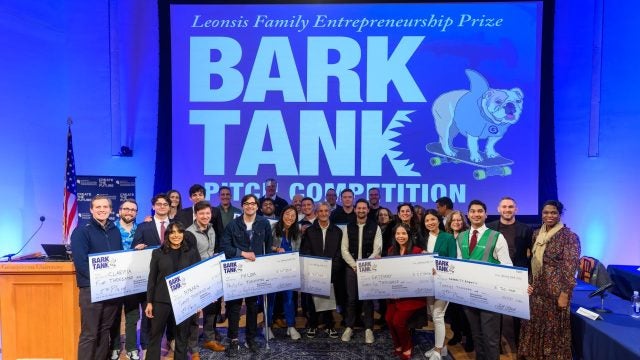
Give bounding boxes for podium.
[0,261,80,360]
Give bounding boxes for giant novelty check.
[356,254,435,300]
[299,255,332,296]
[166,252,226,324]
[221,252,301,301]
[89,248,154,302]
[433,257,530,319]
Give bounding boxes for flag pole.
[263,240,270,350]
[63,117,78,244]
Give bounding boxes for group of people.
[70,178,581,360]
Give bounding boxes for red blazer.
[386,245,428,311]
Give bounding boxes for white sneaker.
[287,326,301,340]
[110,350,120,360]
[428,350,442,360]
[266,327,275,340]
[425,347,435,358]
[341,327,353,342]
[425,347,447,358]
[365,329,374,344]
[126,350,140,360]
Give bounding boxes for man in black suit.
[300,201,343,339]
[132,194,171,249]
[487,196,533,350]
[258,178,288,216]
[176,184,224,236]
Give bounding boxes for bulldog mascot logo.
[432,69,524,163]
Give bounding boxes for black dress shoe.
[245,339,259,353]
[225,340,240,358]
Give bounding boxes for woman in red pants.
[385,223,426,359]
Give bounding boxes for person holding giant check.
[422,209,458,360]
[458,200,512,360]
[145,222,201,360]
[300,201,343,339]
[221,194,274,357]
[186,200,226,357]
[267,205,302,340]
[340,199,382,344]
[71,195,123,360]
[385,222,426,360]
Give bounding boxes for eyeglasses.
[243,202,258,206]
[155,203,170,207]
[121,207,137,212]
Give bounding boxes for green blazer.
[431,231,458,258]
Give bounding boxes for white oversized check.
[166,252,226,324]
[221,252,301,301]
[356,254,435,300]
[299,255,332,296]
[433,257,530,319]
[89,248,154,302]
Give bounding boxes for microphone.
[1,216,46,261]
[589,282,615,313]
[588,282,614,298]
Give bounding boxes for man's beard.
[121,216,135,224]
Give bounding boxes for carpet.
[196,327,436,359]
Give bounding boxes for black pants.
[78,287,119,360]
[146,302,190,360]
[345,268,373,329]
[333,267,348,316]
[226,296,259,341]
[306,294,334,329]
[188,299,221,352]
[446,302,472,339]
[377,299,387,324]
[464,307,501,360]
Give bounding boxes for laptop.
[41,244,71,261]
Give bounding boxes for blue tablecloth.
[608,264,640,300]
[571,282,640,360]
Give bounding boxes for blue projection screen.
[170,2,542,213]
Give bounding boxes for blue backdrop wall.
[0,0,638,266]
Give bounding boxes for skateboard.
[425,142,514,180]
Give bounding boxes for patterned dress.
[518,226,581,360]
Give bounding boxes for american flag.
[63,124,78,243]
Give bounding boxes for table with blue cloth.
[571,280,640,360]
[607,264,640,300]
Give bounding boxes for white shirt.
[427,233,437,253]
[153,216,169,241]
[341,222,382,268]
[320,222,329,251]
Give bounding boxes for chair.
[578,256,612,288]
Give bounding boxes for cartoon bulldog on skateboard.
[427,69,523,179]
